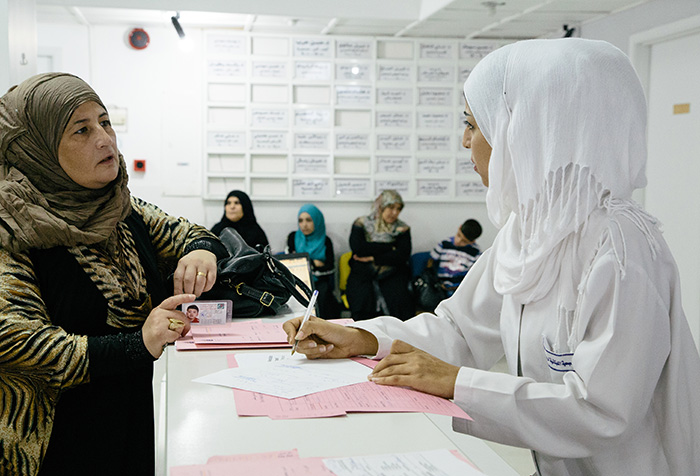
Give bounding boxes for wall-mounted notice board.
[204,32,506,202]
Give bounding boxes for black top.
[30,211,162,475]
[348,224,411,268]
[211,191,269,250]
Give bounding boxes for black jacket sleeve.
[316,237,335,272]
[373,229,411,267]
[349,223,411,267]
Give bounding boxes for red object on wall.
[128,28,150,50]
[133,159,146,172]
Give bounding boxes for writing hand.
[369,340,459,399]
[282,316,378,359]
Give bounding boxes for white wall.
[37,21,496,258]
[582,2,700,349]
[580,0,700,53]
[645,30,700,349]
[0,0,9,92]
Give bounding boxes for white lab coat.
[353,212,700,475]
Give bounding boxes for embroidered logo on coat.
[542,335,574,372]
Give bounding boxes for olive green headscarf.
[0,72,131,253]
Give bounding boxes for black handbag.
[200,228,312,318]
[412,267,446,312]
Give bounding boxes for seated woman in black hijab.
[211,190,269,250]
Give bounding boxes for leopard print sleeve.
[130,196,225,274]
[0,248,90,474]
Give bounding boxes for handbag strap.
[233,281,280,311]
[262,248,312,308]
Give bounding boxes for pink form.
[175,318,354,351]
[191,320,288,344]
[170,456,334,476]
[228,354,472,420]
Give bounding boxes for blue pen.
[291,289,319,355]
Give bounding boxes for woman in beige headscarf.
[284,39,700,475]
[345,189,413,321]
[0,73,227,475]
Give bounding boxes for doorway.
[632,17,700,350]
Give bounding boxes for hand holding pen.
[291,290,318,355]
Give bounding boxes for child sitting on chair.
[425,219,482,297]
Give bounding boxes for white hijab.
[464,38,655,305]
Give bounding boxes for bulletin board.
[203,32,506,202]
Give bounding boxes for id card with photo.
[183,300,232,325]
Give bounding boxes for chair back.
[338,251,352,291]
[410,251,432,278]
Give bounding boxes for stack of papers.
[193,353,371,399]
[175,320,289,351]
[175,318,353,351]
[193,352,472,420]
[169,448,486,475]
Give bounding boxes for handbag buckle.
[235,282,244,295]
[260,291,274,307]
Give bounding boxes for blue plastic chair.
[410,251,431,278]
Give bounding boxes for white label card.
[418,135,452,151]
[377,134,411,150]
[417,157,451,174]
[335,179,370,197]
[418,66,454,83]
[293,38,331,57]
[293,179,330,197]
[336,86,373,105]
[252,61,288,79]
[336,40,373,59]
[377,64,412,82]
[460,43,496,60]
[417,112,453,129]
[376,156,410,173]
[336,133,369,150]
[376,111,412,128]
[375,180,409,195]
[418,88,453,106]
[207,59,246,79]
[294,155,331,174]
[419,42,454,59]
[417,180,450,196]
[295,61,332,80]
[294,109,331,127]
[336,63,371,81]
[251,131,287,149]
[207,131,245,149]
[294,132,329,150]
[377,88,412,105]
[207,35,246,56]
[456,180,487,199]
[251,109,288,127]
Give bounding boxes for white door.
[645,31,700,350]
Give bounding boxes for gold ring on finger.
[197,271,207,277]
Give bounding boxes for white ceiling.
[36,0,650,40]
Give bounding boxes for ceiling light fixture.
[171,11,185,39]
[562,24,576,38]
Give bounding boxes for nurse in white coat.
[283,38,700,475]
